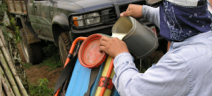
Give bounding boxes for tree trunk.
[2,79,12,96]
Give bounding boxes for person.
[209,0,212,7]
[99,0,212,96]
[208,0,212,14]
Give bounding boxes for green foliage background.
[0,0,7,21]
[29,78,54,96]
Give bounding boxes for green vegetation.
[9,18,21,44]
[41,42,62,70]
[0,17,22,63]
[22,63,33,69]
[0,0,7,22]
[0,0,21,62]
[41,54,62,71]
[42,42,59,58]
[23,43,61,95]
[0,0,8,42]
[0,0,21,44]
[29,78,54,96]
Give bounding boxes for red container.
[78,34,107,68]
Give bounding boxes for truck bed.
[7,0,27,15]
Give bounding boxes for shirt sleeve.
[142,5,160,29]
[112,52,190,96]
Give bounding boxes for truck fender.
[52,14,69,46]
[18,15,41,44]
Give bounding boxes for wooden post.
[0,65,15,96]
[0,71,2,96]
[2,90,6,96]
[0,29,10,54]
[0,29,28,96]
[2,79,12,96]
[0,50,21,96]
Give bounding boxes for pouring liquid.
[111,33,127,40]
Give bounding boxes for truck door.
[28,0,41,35]
[37,0,54,41]
[28,0,53,41]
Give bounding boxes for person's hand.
[99,36,129,58]
[120,4,143,18]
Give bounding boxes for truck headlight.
[72,12,101,27]
[84,12,100,25]
[73,15,84,27]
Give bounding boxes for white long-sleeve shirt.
[112,5,212,96]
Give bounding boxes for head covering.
[160,0,212,41]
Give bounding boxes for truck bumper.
[70,26,112,40]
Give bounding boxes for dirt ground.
[25,65,63,89]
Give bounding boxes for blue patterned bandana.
[160,0,212,41]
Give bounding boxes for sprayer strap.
[84,66,100,96]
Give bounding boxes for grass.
[41,42,62,70]
[41,54,62,71]
[22,63,33,69]
[28,78,54,96]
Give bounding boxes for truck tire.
[19,28,43,64]
[58,32,72,65]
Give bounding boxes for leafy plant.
[0,3,7,14]
[42,54,62,71]
[1,17,21,45]
[9,18,21,44]
[22,62,33,69]
[0,1,7,22]
[0,18,22,63]
[41,42,62,70]
[29,78,54,96]
[42,43,59,58]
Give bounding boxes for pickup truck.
[6,0,165,65]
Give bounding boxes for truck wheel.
[58,32,72,65]
[19,28,43,64]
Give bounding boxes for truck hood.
[74,0,141,11]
